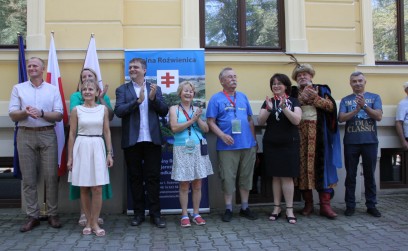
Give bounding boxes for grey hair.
[349,71,365,80]
[219,67,233,80]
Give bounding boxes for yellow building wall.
[306,0,358,53]
[0,0,407,110]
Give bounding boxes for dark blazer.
[114,81,169,149]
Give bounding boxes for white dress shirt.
[8,80,63,127]
[133,81,152,142]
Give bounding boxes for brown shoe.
[48,215,62,228]
[20,217,40,232]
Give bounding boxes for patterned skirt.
[171,145,213,181]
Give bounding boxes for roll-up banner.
[124,49,209,215]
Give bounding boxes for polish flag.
[46,33,68,176]
[84,34,104,91]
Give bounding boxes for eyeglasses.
[272,82,284,86]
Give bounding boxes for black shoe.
[150,216,166,228]
[367,207,381,217]
[20,217,40,232]
[48,215,62,228]
[239,208,258,220]
[344,207,355,216]
[222,209,233,222]
[130,215,145,226]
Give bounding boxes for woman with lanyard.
[257,73,302,224]
[169,81,213,227]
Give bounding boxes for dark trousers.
[344,144,378,209]
[124,142,162,217]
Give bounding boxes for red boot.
[300,190,314,216]
[319,192,337,219]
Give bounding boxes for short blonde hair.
[81,79,100,102]
[177,81,196,96]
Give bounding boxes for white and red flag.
[84,34,104,91]
[46,33,68,176]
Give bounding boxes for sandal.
[269,205,281,221]
[93,228,106,237]
[192,215,206,225]
[82,227,92,235]
[180,217,191,228]
[286,207,297,224]
[78,214,87,227]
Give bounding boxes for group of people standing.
[9,56,385,237]
[257,64,383,224]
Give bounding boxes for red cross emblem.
[161,72,175,88]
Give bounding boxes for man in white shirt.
[9,57,63,232]
[396,82,408,150]
[114,58,169,228]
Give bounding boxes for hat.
[403,82,408,90]
[291,64,315,81]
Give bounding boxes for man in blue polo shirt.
[207,67,258,222]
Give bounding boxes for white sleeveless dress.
[70,105,110,186]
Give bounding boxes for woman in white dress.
[169,81,213,227]
[67,79,113,236]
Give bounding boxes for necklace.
[274,99,282,121]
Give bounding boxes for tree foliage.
[204,0,279,47]
[0,0,26,45]
[372,0,401,61]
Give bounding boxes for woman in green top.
[69,68,114,226]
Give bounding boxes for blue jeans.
[344,144,378,209]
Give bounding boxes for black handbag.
[200,138,208,156]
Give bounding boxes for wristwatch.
[362,104,368,110]
[40,109,44,118]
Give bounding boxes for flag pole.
[39,31,57,221]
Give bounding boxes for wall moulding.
[0,49,124,62]
[205,52,365,65]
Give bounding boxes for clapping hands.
[137,83,146,104]
[149,84,157,101]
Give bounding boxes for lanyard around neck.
[223,91,236,107]
[179,104,194,136]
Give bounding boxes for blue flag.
[13,34,27,179]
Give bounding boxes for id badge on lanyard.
[231,119,241,134]
[185,137,195,154]
[223,91,241,134]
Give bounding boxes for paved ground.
[0,192,407,251]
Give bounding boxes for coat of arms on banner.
[157,70,179,94]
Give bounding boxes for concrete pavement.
[0,191,407,250]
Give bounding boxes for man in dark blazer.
[114,58,169,228]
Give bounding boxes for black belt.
[19,126,54,131]
[77,134,103,137]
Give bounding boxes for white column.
[26,0,46,50]
[285,0,308,52]
[181,0,200,48]
[360,0,375,65]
